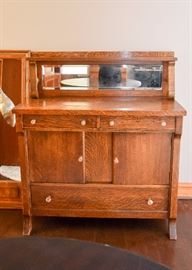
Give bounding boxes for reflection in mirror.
[42,64,163,90]
[42,65,89,89]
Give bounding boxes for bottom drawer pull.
[45,195,52,203]
[161,121,167,127]
[147,198,154,206]
[114,157,119,164]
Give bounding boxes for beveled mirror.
[41,64,163,91]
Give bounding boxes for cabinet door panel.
[113,133,171,185]
[85,133,112,183]
[28,131,83,183]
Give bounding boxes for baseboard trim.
[178,183,192,199]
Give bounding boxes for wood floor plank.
[0,200,191,270]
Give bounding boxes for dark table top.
[0,237,170,270]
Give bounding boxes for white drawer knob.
[161,121,167,127]
[114,157,119,164]
[147,198,154,206]
[80,120,86,126]
[109,120,115,127]
[45,195,52,203]
[78,156,83,162]
[30,119,36,125]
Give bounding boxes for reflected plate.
[61,78,141,89]
[61,78,89,87]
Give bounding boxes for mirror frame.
[29,51,176,98]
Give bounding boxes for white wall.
[0,0,191,182]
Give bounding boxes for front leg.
[169,219,177,240]
[23,215,32,236]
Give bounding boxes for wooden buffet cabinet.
[13,51,186,239]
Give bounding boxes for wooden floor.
[0,200,191,270]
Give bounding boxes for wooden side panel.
[0,181,22,209]
[169,117,183,218]
[28,131,84,183]
[0,59,22,165]
[113,133,172,185]
[167,61,175,98]
[162,62,168,96]
[17,126,31,215]
[85,132,112,183]
[29,62,39,98]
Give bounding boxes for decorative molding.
[178,183,192,199]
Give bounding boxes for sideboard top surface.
[13,97,186,116]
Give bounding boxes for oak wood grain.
[13,97,186,117]
[17,131,31,216]
[32,208,168,219]
[31,184,169,213]
[167,62,175,98]
[0,59,21,165]
[0,51,29,172]
[23,115,98,130]
[0,181,21,209]
[29,62,39,98]
[85,133,112,183]
[169,117,183,220]
[40,89,163,98]
[113,133,172,185]
[27,131,84,183]
[11,51,186,239]
[31,51,175,62]
[169,135,181,219]
[100,116,175,132]
[0,52,29,59]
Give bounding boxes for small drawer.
[31,184,169,213]
[23,115,98,130]
[100,116,175,131]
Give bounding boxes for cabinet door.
[28,131,83,183]
[113,133,172,185]
[85,133,112,183]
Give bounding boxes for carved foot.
[23,215,32,236]
[169,219,177,240]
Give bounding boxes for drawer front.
[23,115,98,130]
[31,184,169,212]
[100,116,175,131]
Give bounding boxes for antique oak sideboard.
[14,51,186,239]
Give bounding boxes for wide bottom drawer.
[31,184,169,216]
